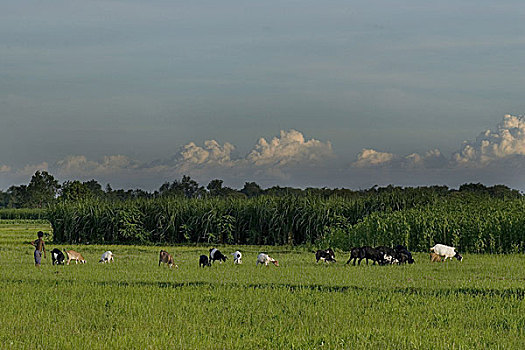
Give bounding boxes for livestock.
[99,251,114,263]
[394,245,415,264]
[346,246,385,266]
[51,248,65,265]
[430,252,442,262]
[159,250,177,268]
[430,244,463,262]
[315,248,336,263]
[199,255,211,267]
[231,251,242,264]
[64,249,86,265]
[375,246,398,264]
[256,253,279,267]
[209,248,227,263]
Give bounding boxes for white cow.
[99,251,114,263]
[430,244,463,262]
[256,253,279,267]
[232,251,242,264]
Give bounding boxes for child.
[31,231,46,266]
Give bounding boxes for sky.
[1,0,525,191]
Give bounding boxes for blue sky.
[1,1,525,190]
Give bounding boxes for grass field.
[1,221,524,349]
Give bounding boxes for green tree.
[27,171,60,208]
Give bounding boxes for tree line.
[0,170,522,209]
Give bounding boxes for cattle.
[199,255,211,267]
[159,250,176,268]
[64,249,86,265]
[231,251,242,264]
[346,246,386,266]
[209,248,227,263]
[256,253,279,267]
[51,248,65,265]
[430,252,442,262]
[430,244,463,262]
[99,251,114,263]
[315,248,336,263]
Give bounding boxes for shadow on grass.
[3,277,525,299]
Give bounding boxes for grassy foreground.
[1,221,524,349]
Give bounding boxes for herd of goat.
[49,244,462,267]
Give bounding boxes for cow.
[315,248,336,263]
[51,248,65,265]
[430,244,463,262]
[231,251,242,264]
[209,248,227,264]
[99,251,114,263]
[256,253,279,267]
[199,255,211,267]
[430,252,442,262]
[64,249,86,265]
[159,250,176,268]
[346,246,386,266]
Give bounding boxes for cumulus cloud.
[452,114,525,166]
[177,140,235,168]
[353,149,395,167]
[246,129,333,167]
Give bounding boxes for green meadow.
[1,221,524,349]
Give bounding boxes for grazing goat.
[256,253,279,267]
[51,248,65,265]
[199,255,211,267]
[394,245,415,264]
[159,250,177,268]
[430,244,463,262]
[430,252,442,262]
[346,246,385,266]
[231,251,242,264]
[209,248,227,263]
[64,249,86,265]
[315,248,336,263]
[99,251,114,263]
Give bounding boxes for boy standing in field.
[31,231,46,267]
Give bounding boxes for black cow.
[199,255,211,267]
[346,246,386,266]
[209,248,227,263]
[51,248,65,265]
[315,248,336,263]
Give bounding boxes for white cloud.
[353,149,395,167]
[178,140,235,168]
[452,114,525,166]
[246,129,333,167]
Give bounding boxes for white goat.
[232,251,242,264]
[256,253,279,267]
[99,251,114,263]
[430,244,463,262]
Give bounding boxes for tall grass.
[47,194,525,253]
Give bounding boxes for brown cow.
[159,250,177,268]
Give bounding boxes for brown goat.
[430,252,442,263]
[159,250,176,268]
